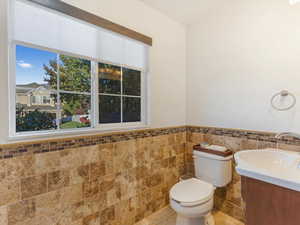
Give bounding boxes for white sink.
[235,148,300,192]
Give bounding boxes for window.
[10,0,149,137]
[42,96,51,105]
[13,44,146,135]
[31,96,36,104]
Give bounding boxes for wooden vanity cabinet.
[241,176,300,225]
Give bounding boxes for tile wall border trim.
[187,125,300,145]
[0,126,186,159]
[2,125,300,159]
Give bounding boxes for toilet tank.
[193,150,233,187]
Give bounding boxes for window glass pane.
[60,93,91,129]
[123,97,141,122]
[16,93,57,132]
[99,95,121,123]
[16,45,57,89]
[122,68,141,96]
[58,55,91,93]
[98,63,121,94]
[16,45,58,132]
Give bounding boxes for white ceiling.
[138,0,219,25]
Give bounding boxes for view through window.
[15,44,143,133]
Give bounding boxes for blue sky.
[16,45,57,85]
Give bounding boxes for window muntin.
[13,44,145,135]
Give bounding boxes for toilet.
[170,150,233,225]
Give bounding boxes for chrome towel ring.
[271,90,296,111]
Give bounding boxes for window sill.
[8,124,150,143]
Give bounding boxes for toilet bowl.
[169,150,233,225]
[170,178,215,225]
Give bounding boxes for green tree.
[43,55,91,116]
[16,107,56,132]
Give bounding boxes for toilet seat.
[170,178,214,207]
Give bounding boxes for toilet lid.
[170,178,214,206]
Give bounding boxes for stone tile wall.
[186,126,300,222]
[2,125,300,224]
[0,127,186,225]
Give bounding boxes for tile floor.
[135,206,244,225]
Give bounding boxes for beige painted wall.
[187,0,300,133]
[0,0,187,143]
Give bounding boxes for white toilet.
[169,150,233,225]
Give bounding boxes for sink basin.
[235,148,300,191]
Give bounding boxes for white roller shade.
[13,0,148,70]
[124,38,148,69]
[97,28,124,65]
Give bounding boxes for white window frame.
[8,41,149,140]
